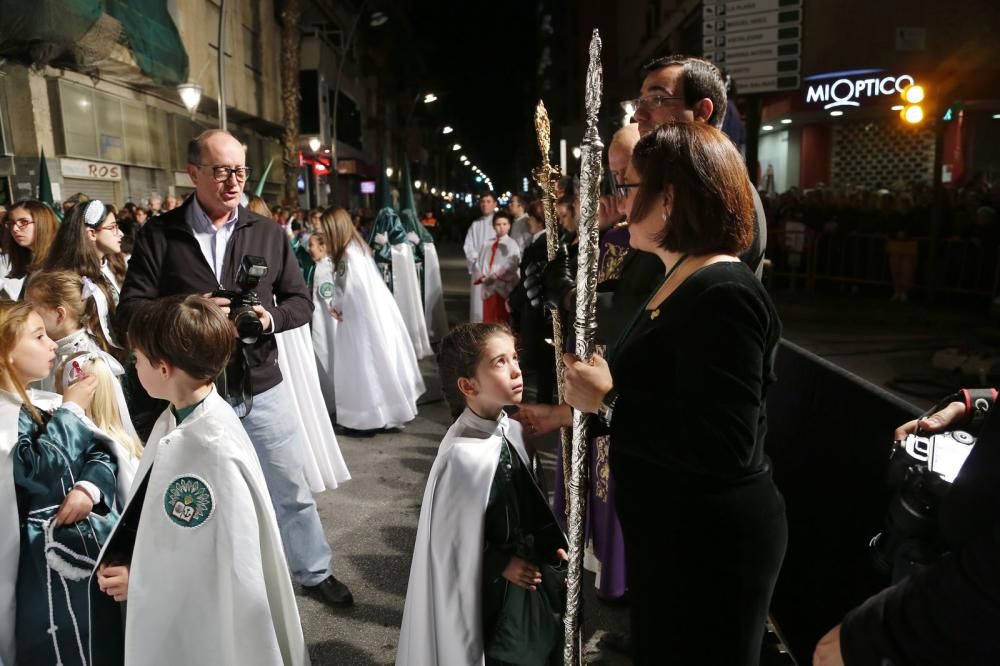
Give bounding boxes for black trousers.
[613,458,788,666]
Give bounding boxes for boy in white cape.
[95,295,309,666]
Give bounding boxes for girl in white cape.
[309,207,425,431]
[397,323,567,666]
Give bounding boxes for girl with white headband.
[43,200,125,350]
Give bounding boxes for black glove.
[522,260,548,309]
[539,249,576,312]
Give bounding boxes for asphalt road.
[299,243,630,665]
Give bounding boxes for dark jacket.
[115,197,313,397]
[840,404,1000,666]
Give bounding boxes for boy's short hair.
[129,295,234,382]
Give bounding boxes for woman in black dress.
[563,121,787,666]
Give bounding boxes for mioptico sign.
[804,69,915,110]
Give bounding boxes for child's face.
[493,218,511,238]
[134,349,169,400]
[465,334,523,410]
[26,302,74,341]
[308,235,327,262]
[9,312,57,384]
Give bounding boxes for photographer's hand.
[204,294,232,316]
[252,305,273,333]
[895,401,966,441]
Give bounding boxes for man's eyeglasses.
[196,164,251,183]
[614,182,641,200]
[4,217,34,230]
[619,95,683,113]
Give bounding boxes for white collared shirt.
[187,197,239,283]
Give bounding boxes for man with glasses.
[117,129,354,611]
[622,54,766,276]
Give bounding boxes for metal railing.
[765,226,1000,299]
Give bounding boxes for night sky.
[409,0,541,193]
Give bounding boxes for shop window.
[95,94,125,163]
[61,83,98,158]
[123,100,151,166]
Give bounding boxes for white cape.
[397,409,530,666]
[1,389,135,666]
[313,245,425,431]
[275,324,350,492]
[463,216,495,322]
[422,243,449,343]
[391,243,433,359]
[97,389,308,666]
[0,254,23,301]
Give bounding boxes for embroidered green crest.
[319,282,335,299]
[163,475,215,528]
[336,261,347,278]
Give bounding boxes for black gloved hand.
[523,260,548,309]
[539,249,575,312]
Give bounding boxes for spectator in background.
[508,194,533,251]
[147,192,163,216]
[62,192,90,216]
[134,207,149,227]
[164,193,180,212]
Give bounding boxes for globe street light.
[177,82,202,115]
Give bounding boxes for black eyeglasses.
[619,95,683,113]
[614,182,641,200]
[196,164,252,183]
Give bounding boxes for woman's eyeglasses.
[4,217,34,230]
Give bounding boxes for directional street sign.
[703,0,803,94]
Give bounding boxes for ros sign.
[805,73,915,110]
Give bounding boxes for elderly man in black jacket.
[116,129,353,609]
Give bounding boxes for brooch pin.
[650,308,661,320]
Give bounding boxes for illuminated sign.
[804,70,914,110]
[360,180,376,194]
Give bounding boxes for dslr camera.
[212,255,268,344]
[870,389,994,579]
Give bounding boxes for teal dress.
[13,405,124,666]
[368,207,409,292]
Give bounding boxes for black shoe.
[303,575,354,608]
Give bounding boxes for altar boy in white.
[95,295,308,666]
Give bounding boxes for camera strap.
[961,388,997,432]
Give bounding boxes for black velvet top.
[609,261,782,486]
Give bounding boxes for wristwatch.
[598,387,619,427]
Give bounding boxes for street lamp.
[423,93,437,104]
[452,144,462,151]
[308,137,322,153]
[386,167,394,178]
[414,179,422,189]
[442,126,454,134]
[177,82,202,115]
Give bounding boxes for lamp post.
[217,0,228,129]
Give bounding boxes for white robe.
[474,235,521,301]
[313,244,425,431]
[397,409,531,666]
[36,329,103,394]
[463,215,495,322]
[96,389,309,666]
[0,254,23,301]
[421,243,449,343]
[275,325,351,493]
[390,243,433,359]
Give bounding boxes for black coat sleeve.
[266,235,314,334]
[840,527,1000,666]
[115,223,164,337]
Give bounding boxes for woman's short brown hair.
[128,295,234,382]
[630,121,754,256]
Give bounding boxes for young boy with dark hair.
[96,295,309,665]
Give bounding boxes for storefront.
[756,68,1000,192]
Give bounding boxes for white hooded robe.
[96,388,309,666]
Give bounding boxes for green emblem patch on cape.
[319,282,335,299]
[336,261,347,278]
[163,475,215,528]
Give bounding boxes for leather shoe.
[303,575,354,608]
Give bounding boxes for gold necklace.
[649,255,689,320]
